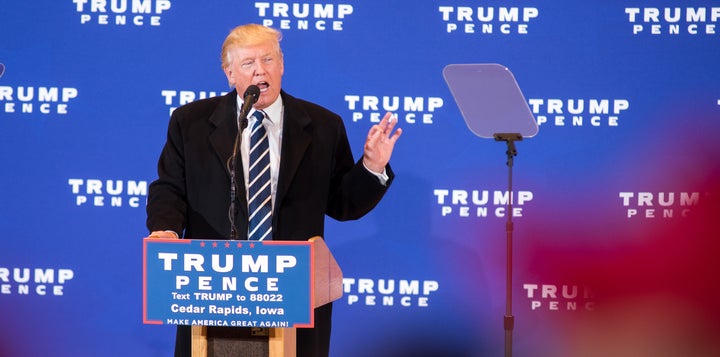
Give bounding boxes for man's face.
[224,43,284,110]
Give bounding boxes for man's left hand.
[362,112,402,173]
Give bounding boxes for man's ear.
[223,66,235,87]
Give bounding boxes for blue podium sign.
[143,239,314,328]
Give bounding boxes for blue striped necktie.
[247,110,272,241]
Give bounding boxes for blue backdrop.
[2,1,719,356]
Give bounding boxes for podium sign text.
[143,239,314,328]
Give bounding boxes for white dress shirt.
[235,93,388,209]
[238,94,284,209]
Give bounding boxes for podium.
[143,236,343,357]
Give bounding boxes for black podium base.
[207,327,270,357]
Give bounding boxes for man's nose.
[254,63,266,76]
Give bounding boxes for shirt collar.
[236,91,283,126]
[258,93,283,126]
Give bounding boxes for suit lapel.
[275,91,312,214]
[208,90,240,181]
[208,91,249,222]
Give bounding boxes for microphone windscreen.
[243,85,260,103]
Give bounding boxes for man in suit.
[146,24,401,356]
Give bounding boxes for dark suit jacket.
[147,89,393,239]
[146,89,394,356]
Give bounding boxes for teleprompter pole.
[493,133,522,357]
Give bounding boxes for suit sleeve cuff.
[362,162,389,186]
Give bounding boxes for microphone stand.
[227,116,248,240]
[227,85,260,240]
[493,132,522,357]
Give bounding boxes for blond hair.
[221,24,283,69]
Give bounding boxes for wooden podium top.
[309,236,343,308]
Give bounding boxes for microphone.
[228,85,260,240]
[239,84,260,120]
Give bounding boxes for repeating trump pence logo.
[255,2,354,31]
[529,98,630,128]
[68,178,148,208]
[73,0,173,26]
[434,189,534,218]
[1,85,79,115]
[438,5,539,34]
[626,6,720,35]
[1,267,75,297]
[344,94,444,125]
[161,89,229,116]
[523,283,595,312]
[619,191,704,219]
[343,277,439,308]
[1,60,80,116]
